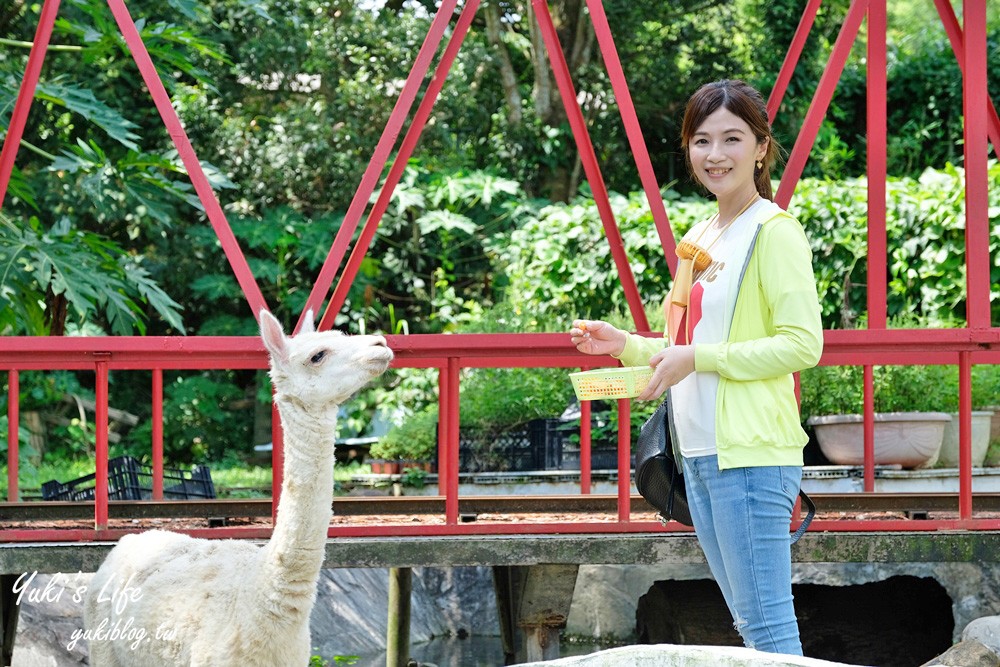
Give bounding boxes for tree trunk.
[525,0,595,202]
[485,0,523,125]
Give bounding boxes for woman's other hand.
[637,345,696,400]
[570,320,627,357]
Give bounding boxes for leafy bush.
[490,189,714,326]
[0,216,183,335]
[124,372,253,464]
[369,404,438,462]
[564,399,660,450]
[790,161,1000,328]
[373,366,578,462]
[490,162,1000,332]
[800,363,1000,422]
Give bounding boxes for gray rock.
[309,566,498,659]
[520,643,866,666]
[11,567,498,664]
[922,639,1000,666]
[567,564,713,640]
[963,617,1000,658]
[12,572,90,667]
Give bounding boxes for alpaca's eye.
[310,350,326,364]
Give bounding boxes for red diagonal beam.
[106,0,267,318]
[866,0,887,329]
[531,0,649,332]
[301,0,459,333]
[961,0,991,328]
[775,0,867,208]
[320,0,479,330]
[933,0,1000,149]
[586,0,676,282]
[0,0,61,209]
[767,0,823,122]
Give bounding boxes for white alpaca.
[84,310,393,667]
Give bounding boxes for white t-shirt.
[672,199,774,458]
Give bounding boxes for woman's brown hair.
[680,79,782,200]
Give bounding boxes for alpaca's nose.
[371,335,388,348]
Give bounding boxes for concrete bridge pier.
[1,574,19,667]
[493,564,580,664]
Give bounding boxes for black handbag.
[634,398,692,525]
[634,397,816,542]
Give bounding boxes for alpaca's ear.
[301,309,316,334]
[259,310,289,364]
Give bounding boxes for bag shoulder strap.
[791,490,816,544]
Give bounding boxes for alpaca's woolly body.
[85,312,391,667]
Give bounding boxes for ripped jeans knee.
[732,613,754,649]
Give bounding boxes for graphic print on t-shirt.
[674,282,704,346]
[671,199,773,458]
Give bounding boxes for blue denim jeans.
[682,455,803,656]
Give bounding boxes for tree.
[0,0,231,335]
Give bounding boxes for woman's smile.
[688,106,766,210]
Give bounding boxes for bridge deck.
[3,531,1000,576]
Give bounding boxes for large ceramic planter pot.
[807,412,951,469]
[932,411,995,468]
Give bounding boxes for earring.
[756,160,763,170]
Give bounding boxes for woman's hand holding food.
[569,320,627,357]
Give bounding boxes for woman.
[569,79,823,655]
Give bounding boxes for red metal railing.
[2,329,1000,542]
[0,0,996,544]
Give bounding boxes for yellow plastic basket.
[569,366,654,401]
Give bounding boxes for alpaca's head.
[259,309,393,408]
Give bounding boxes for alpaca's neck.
[260,397,338,619]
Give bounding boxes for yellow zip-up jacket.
[617,208,824,470]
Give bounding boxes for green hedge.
[491,162,1000,331]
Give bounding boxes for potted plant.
[375,367,579,473]
[933,365,1000,468]
[800,364,953,468]
[368,405,439,474]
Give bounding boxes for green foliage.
[789,162,1000,328]
[490,190,714,326]
[0,216,183,334]
[800,364,952,418]
[0,371,101,462]
[400,466,427,488]
[567,399,660,450]
[3,0,996,471]
[123,372,251,463]
[372,366,578,462]
[973,365,1000,410]
[0,457,97,500]
[0,414,36,490]
[461,367,575,431]
[370,404,438,462]
[754,0,1000,181]
[308,654,358,667]
[0,0,235,336]
[800,363,1000,422]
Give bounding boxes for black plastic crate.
[42,456,216,501]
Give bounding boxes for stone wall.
[567,562,1000,646]
[13,561,1000,665]
[12,566,499,666]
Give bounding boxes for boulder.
[921,639,1000,667]
[963,617,1000,657]
[520,643,864,666]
